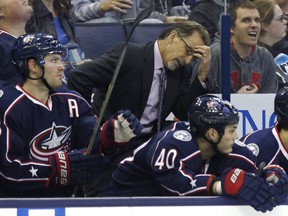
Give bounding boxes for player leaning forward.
[0,33,143,197]
[100,95,288,212]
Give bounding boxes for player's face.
[216,124,239,154]
[163,31,204,71]
[0,0,32,21]
[231,8,261,48]
[43,54,65,88]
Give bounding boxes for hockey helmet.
[188,95,239,135]
[275,86,288,128]
[11,33,66,76]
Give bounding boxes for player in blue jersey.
[0,33,143,197]
[100,95,288,213]
[241,86,288,173]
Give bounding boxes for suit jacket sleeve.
[67,42,126,102]
[172,64,208,121]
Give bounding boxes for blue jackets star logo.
[190,179,197,188]
[29,122,71,161]
[29,166,38,177]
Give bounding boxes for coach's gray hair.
[158,21,211,46]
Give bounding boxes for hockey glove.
[101,109,143,146]
[49,149,109,187]
[262,164,288,204]
[221,168,278,213]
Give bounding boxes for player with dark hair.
[100,95,288,213]
[0,33,143,197]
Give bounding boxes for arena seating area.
[75,23,172,59]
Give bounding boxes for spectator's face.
[0,0,32,22]
[231,8,261,47]
[216,124,239,155]
[261,5,287,44]
[163,31,204,71]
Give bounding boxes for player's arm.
[220,140,258,173]
[152,149,216,195]
[209,168,279,213]
[149,128,214,195]
[68,94,143,155]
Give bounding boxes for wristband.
[215,181,222,195]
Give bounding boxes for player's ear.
[27,59,38,70]
[206,128,220,142]
[27,59,41,78]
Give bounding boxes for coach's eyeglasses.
[177,33,195,56]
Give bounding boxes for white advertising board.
[230,94,276,137]
[1,205,287,216]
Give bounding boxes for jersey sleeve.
[209,140,258,176]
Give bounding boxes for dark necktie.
[157,68,167,133]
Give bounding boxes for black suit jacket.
[67,41,206,131]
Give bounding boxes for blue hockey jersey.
[0,83,102,197]
[240,124,288,173]
[100,121,257,196]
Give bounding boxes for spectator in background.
[67,21,211,196]
[170,0,199,17]
[188,0,238,41]
[71,0,188,24]
[192,0,278,93]
[188,0,223,40]
[71,0,138,23]
[26,0,86,84]
[140,0,188,23]
[26,0,75,46]
[0,0,33,85]
[252,0,288,89]
[154,0,172,15]
[272,0,288,55]
[154,0,197,16]
[172,0,198,7]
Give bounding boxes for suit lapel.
[140,42,155,113]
